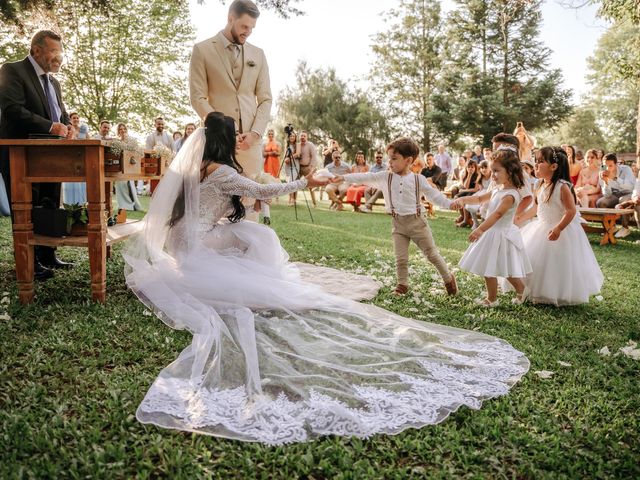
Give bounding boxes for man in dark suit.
[0,30,74,279]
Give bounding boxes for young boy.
[332,137,458,296]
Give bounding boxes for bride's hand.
[305,169,328,188]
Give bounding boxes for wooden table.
[579,207,634,245]
[1,139,159,304]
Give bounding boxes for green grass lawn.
[1,196,639,479]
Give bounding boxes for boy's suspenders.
[387,172,422,217]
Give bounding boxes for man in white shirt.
[598,153,636,238]
[93,119,112,140]
[434,144,452,179]
[325,149,351,210]
[361,151,388,212]
[145,117,175,151]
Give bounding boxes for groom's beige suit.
[189,31,272,178]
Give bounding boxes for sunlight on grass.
[0,202,639,478]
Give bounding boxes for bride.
[124,112,529,444]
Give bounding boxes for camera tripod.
[278,144,314,223]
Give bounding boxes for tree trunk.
[502,21,509,132]
[637,95,640,163]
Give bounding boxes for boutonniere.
[247,60,256,67]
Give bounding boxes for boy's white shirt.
[343,171,452,215]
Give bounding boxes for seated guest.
[597,153,636,238]
[325,149,351,210]
[114,123,142,211]
[361,150,387,213]
[575,149,602,207]
[322,139,340,167]
[565,145,581,185]
[345,151,370,212]
[575,149,585,167]
[471,145,484,162]
[453,159,481,227]
[410,155,425,174]
[483,147,493,162]
[421,152,445,190]
[447,155,467,197]
[616,171,640,241]
[463,160,492,229]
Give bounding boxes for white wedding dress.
[124,128,529,444]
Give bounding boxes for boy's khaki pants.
[392,214,451,287]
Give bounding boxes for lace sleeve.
[217,166,308,199]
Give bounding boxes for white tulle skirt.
[519,216,603,305]
[459,224,532,278]
[125,220,529,444]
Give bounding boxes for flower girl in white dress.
[519,147,603,305]
[453,149,532,307]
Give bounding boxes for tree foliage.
[445,0,572,145]
[0,0,302,26]
[277,62,390,160]
[585,21,639,153]
[370,0,446,152]
[0,0,195,132]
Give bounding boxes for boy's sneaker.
[360,205,372,213]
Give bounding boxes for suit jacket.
[0,57,69,139]
[189,32,272,136]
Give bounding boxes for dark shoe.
[263,217,271,225]
[39,253,74,270]
[444,274,458,296]
[35,261,54,281]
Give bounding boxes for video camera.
[284,123,295,136]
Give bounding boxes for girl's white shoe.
[476,298,499,308]
[512,287,530,305]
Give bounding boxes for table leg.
[9,147,34,304]
[105,181,112,260]
[86,146,107,302]
[601,215,617,245]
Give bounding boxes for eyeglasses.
[375,156,383,159]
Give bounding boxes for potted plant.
[64,203,89,236]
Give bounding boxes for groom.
[189,0,271,220]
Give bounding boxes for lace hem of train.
[138,339,526,444]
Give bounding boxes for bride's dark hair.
[169,112,245,227]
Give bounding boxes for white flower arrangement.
[108,137,143,158]
[151,144,175,166]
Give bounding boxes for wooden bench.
[579,207,635,245]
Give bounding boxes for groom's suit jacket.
[0,57,70,205]
[189,32,272,177]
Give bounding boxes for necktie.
[41,74,61,123]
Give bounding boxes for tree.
[0,0,303,25]
[0,0,195,132]
[277,62,390,159]
[595,1,640,158]
[369,0,446,152]
[445,0,573,145]
[584,22,639,153]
